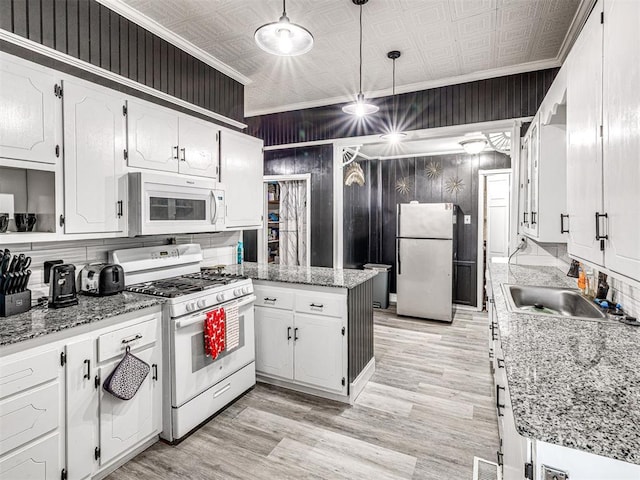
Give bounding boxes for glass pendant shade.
[379,131,407,142]
[254,3,313,56]
[460,138,488,154]
[342,93,379,117]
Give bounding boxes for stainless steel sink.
[502,284,607,319]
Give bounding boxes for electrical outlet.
[464,215,472,224]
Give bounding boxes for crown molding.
[556,0,597,63]
[245,58,561,117]
[0,30,247,129]
[96,0,251,85]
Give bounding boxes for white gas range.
[110,244,256,442]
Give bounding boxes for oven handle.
[211,190,220,224]
[173,295,256,330]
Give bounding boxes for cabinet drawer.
[295,292,345,318]
[0,349,59,400]
[254,286,294,310]
[0,382,60,456]
[97,314,158,362]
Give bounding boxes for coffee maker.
[49,264,78,308]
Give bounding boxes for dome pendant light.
[254,0,314,56]
[380,50,407,142]
[342,0,379,117]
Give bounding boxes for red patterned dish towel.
[204,308,226,360]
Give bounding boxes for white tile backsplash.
[609,276,640,319]
[510,239,569,268]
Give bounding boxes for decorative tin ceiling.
[116,0,581,116]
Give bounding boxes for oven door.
[171,294,255,407]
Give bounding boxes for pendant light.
[254,0,314,56]
[380,50,407,142]
[459,138,488,154]
[342,0,379,117]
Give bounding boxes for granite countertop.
[488,263,640,465]
[222,262,378,289]
[0,292,165,348]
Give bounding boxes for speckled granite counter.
[222,262,378,289]
[0,292,165,347]
[488,263,640,465]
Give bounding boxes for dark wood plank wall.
[0,0,244,122]
[347,278,374,384]
[246,69,558,146]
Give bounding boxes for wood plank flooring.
[106,308,498,480]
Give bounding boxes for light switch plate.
[464,215,471,224]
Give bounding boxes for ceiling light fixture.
[342,0,378,117]
[380,50,407,142]
[459,138,488,155]
[254,0,314,56]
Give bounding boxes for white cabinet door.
[294,313,345,393]
[127,99,179,173]
[178,116,218,178]
[254,306,294,380]
[220,130,264,228]
[486,173,510,259]
[62,79,126,234]
[566,0,604,266]
[65,338,98,480]
[518,136,529,232]
[98,345,161,465]
[0,433,61,480]
[0,55,59,164]
[602,0,640,281]
[527,121,539,236]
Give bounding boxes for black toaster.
[79,263,125,296]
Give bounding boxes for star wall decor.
[395,177,412,196]
[445,176,465,194]
[425,161,442,179]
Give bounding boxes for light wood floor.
[107,308,498,480]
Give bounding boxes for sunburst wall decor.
[395,177,412,196]
[445,176,465,194]
[425,161,442,179]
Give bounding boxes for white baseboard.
[256,375,349,403]
[349,357,375,404]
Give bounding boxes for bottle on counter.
[577,264,586,294]
[237,241,243,265]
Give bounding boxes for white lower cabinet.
[0,307,162,480]
[254,282,347,396]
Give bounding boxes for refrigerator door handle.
[397,238,401,275]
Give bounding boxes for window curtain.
[278,181,307,266]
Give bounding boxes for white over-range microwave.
[128,172,226,236]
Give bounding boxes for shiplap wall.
[247,68,558,146]
[0,0,244,122]
[2,231,240,302]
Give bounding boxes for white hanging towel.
[225,301,240,351]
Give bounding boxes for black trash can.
[363,264,392,309]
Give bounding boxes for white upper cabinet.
[178,116,219,178]
[126,98,218,179]
[565,0,639,281]
[220,130,264,229]
[0,54,60,164]
[126,99,179,172]
[62,79,126,234]
[566,0,605,266]
[602,0,640,280]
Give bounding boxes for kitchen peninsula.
[224,262,377,402]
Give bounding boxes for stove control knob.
[186,303,195,312]
[233,289,241,296]
[242,287,250,295]
[216,293,225,302]
[197,299,206,309]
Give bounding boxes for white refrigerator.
[396,202,459,322]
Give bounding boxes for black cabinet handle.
[531,211,537,225]
[180,147,186,161]
[294,327,299,341]
[94,375,100,389]
[560,214,569,234]
[117,200,123,218]
[152,364,158,381]
[264,297,277,303]
[287,327,292,340]
[497,358,505,369]
[121,334,142,345]
[173,145,179,160]
[523,212,528,223]
[595,212,608,240]
[496,385,505,416]
[310,303,324,308]
[491,322,498,341]
[497,451,504,466]
[83,359,90,380]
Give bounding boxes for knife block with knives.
[0,250,32,317]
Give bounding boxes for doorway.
[477,169,511,310]
[257,174,311,267]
